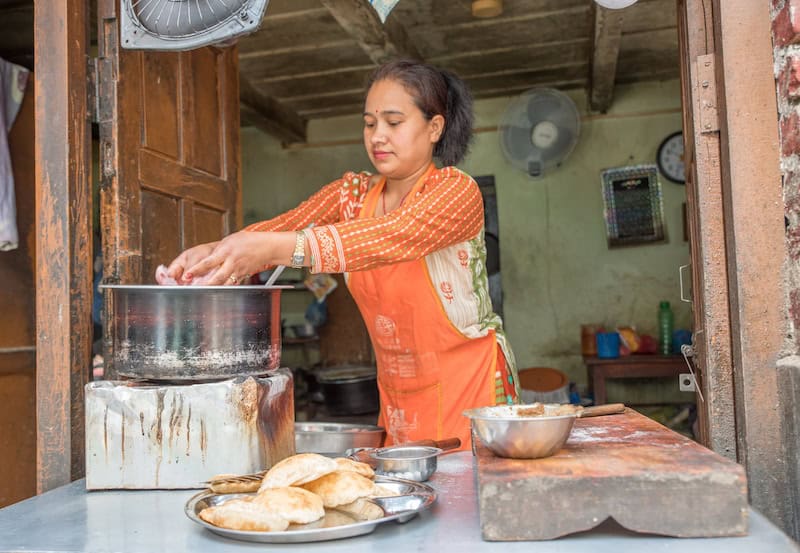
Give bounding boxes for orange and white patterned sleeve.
[304,167,484,273]
[243,175,353,233]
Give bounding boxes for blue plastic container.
[596,332,621,359]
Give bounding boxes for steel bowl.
[294,422,385,455]
[100,285,284,381]
[370,446,442,482]
[463,404,580,459]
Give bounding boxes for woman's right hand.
[165,241,220,284]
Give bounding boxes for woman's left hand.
[185,231,275,285]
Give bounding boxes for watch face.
[291,254,304,268]
[657,131,685,184]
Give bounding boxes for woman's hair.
[366,59,474,166]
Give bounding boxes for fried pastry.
[259,453,338,492]
[252,486,325,524]
[207,473,262,494]
[301,471,376,508]
[370,484,400,498]
[198,498,289,532]
[333,497,384,521]
[334,457,375,478]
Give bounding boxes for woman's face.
[363,79,444,179]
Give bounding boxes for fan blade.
[501,125,535,165]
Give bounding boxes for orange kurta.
[246,165,519,449]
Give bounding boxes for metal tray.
[184,477,436,543]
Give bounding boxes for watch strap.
[291,231,306,268]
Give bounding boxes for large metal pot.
[101,285,283,381]
[315,365,380,416]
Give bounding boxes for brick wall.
[771,0,800,541]
[773,0,800,344]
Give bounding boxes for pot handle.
[580,403,626,418]
[402,437,461,452]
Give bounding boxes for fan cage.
[498,88,581,178]
[121,0,269,51]
[129,0,250,39]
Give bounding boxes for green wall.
[242,79,692,401]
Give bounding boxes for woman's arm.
[177,173,371,284]
[305,167,484,273]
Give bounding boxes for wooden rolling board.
[474,408,748,540]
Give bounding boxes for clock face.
[657,131,685,184]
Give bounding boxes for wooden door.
[0,82,35,507]
[97,2,242,375]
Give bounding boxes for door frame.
[679,0,793,531]
[33,0,92,493]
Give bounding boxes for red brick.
[787,173,800,266]
[789,289,800,339]
[785,172,800,209]
[780,111,800,156]
[787,221,800,261]
[773,0,800,46]
[778,56,800,102]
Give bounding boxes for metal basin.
[463,404,580,459]
[101,285,283,381]
[294,422,385,455]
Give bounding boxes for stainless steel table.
[0,452,797,552]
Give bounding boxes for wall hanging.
[601,164,665,247]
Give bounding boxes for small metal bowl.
[463,404,580,459]
[370,446,442,482]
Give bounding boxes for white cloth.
[0,59,29,252]
[154,264,218,285]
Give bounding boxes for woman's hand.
[165,241,219,284]
[185,231,285,286]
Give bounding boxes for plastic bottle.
[658,301,674,355]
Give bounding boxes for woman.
[164,60,519,449]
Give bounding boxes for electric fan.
[499,88,581,178]
[120,0,270,51]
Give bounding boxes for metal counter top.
[0,452,797,552]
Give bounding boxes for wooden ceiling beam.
[590,5,625,113]
[319,0,421,64]
[239,77,307,144]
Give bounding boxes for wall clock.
[656,131,685,184]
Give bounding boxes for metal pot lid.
[317,365,377,383]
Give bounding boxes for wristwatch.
[291,231,306,268]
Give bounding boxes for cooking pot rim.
[318,374,377,384]
[100,284,291,291]
[316,366,377,383]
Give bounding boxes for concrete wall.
[242,79,691,400]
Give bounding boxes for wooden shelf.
[583,354,687,405]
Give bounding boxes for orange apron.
[346,167,514,451]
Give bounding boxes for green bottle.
[658,301,674,355]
